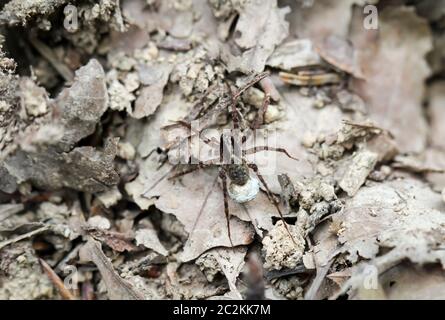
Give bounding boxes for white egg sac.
[228,176,260,203]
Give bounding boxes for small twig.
[304,258,335,300]
[0,204,24,222]
[265,263,309,281]
[29,36,74,83]
[342,120,382,131]
[0,226,49,250]
[39,258,76,300]
[55,244,82,273]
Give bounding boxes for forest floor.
[0,0,445,300]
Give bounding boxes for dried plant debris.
[0,59,118,193]
[0,0,444,301]
[0,242,55,299]
[333,179,445,265]
[0,0,69,26]
[267,39,322,71]
[196,246,247,297]
[221,0,290,73]
[81,238,144,300]
[350,6,433,153]
[141,166,257,262]
[262,221,305,271]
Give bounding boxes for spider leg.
[168,166,200,180]
[247,163,298,246]
[167,162,211,180]
[162,73,270,157]
[156,154,169,170]
[232,72,270,130]
[233,72,270,100]
[184,73,268,133]
[219,168,234,247]
[188,174,220,243]
[243,146,299,161]
[162,122,222,167]
[201,157,224,165]
[252,91,270,129]
[223,80,241,131]
[187,83,218,120]
[142,165,178,197]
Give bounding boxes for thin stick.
[0,226,49,250]
[247,164,298,246]
[29,36,74,82]
[304,258,335,300]
[39,258,76,300]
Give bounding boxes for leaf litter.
[0,0,444,300]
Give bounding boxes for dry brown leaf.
[259,83,344,192]
[122,0,218,41]
[336,257,445,300]
[165,262,227,299]
[136,89,192,158]
[197,246,247,298]
[288,0,362,40]
[81,238,144,300]
[333,178,445,265]
[143,165,256,262]
[315,34,364,78]
[339,150,378,196]
[86,228,138,253]
[350,6,433,153]
[380,264,445,300]
[109,25,151,55]
[135,227,168,256]
[0,204,24,222]
[0,60,119,193]
[266,39,322,71]
[222,0,290,73]
[132,63,172,119]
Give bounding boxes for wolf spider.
[144,72,298,245]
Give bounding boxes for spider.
[143,72,298,245]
